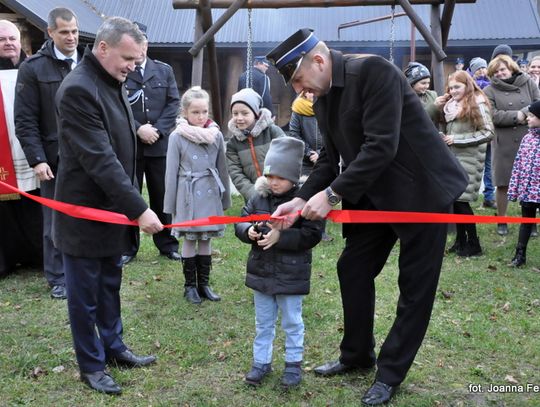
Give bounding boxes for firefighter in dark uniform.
[238,56,274,115]
[122,23,180,264]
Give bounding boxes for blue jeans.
[482,143,494,201]
[252,290,304,365]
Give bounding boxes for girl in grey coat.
[164,87,231,304]
[441,71,494,257]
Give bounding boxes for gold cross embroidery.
[0,166,10,181]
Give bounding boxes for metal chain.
[246,8,253,88]
[389,4,396,64]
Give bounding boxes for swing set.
[172,0,476,126]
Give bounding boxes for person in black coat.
[54,17,163,395]
[122,25,180,264]
[267,29,468,406]
[15,7,84,299]
[0,19,43,278]
[235,137,322,388]
[238,56,274,115]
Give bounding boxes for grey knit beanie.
[491,44,513,61]
[404,62,431,85]
[230,88,263,117]
[263,137,304,184]
[469,57,487,74]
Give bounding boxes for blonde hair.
[180,86,210,115]
[487,54,520,77]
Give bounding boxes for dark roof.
[4,0,540,47]
[1,0,103,38]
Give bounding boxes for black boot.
[510,244,526,267]
[196,255,221,301]
[450,225,467,256]
[466,235,483,257]
[182,257,201,304]
[281,361,302,388]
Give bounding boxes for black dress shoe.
[50,285,66,299]
[162,251,181,261]
[361,381,397,406]
[108,349,156,368]
[80,371,121,395]
[313,360,373,376]
[120,255,135,266]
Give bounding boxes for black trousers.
[64,253,127,373]
[0,190,43,276]
[125,156,178,256]
[336,220,448,386]
[40,178,64,286]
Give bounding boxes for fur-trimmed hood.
[253,175,308,198]
[228,108,274,141]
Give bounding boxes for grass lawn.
[1,195,539,406]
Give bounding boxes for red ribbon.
[1,180,539,226]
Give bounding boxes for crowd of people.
[0,11,539,406]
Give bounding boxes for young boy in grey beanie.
[234,137,323,388]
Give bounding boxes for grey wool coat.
[163,122,231,235]
[226,108,285,201]
[483,73,540,186]
[444,100,494,202]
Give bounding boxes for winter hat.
[263,137,304,184]
[469,57,488,74]
[291,95,315,116]
[404,62,431,85]
[528,100,540,118]
[230,88,263,117]
[491,44,513,61]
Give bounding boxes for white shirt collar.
[53,45,77,69]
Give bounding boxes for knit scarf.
[174,117,219,144]
[444,94,486,122]
[443,99,462,122]
[291,96,314,117]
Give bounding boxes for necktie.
[65,58,74,71]
[135,65,143,80]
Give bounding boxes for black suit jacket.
[53,47,148,257]
[298,51,468,238]
[124,58,179,158]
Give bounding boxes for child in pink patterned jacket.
[507,100,540,267]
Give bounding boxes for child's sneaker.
[281,361,302,388]
[245,363,272,386]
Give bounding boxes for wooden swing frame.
[172,0,477,125]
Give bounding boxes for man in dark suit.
[15,7,84,299]
[122,23,180,265]
[54,17,163,395]
[238,56,273,114]
[268,29,468,406]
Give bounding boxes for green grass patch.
[1,196,538,406]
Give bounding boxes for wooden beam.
[173,0,476,9]
[429,4,445,95]
[199,0,223,126]
[440,0,456,48]
[189,0,248,56]
[191,9,204,86]
[397,0,446,61]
